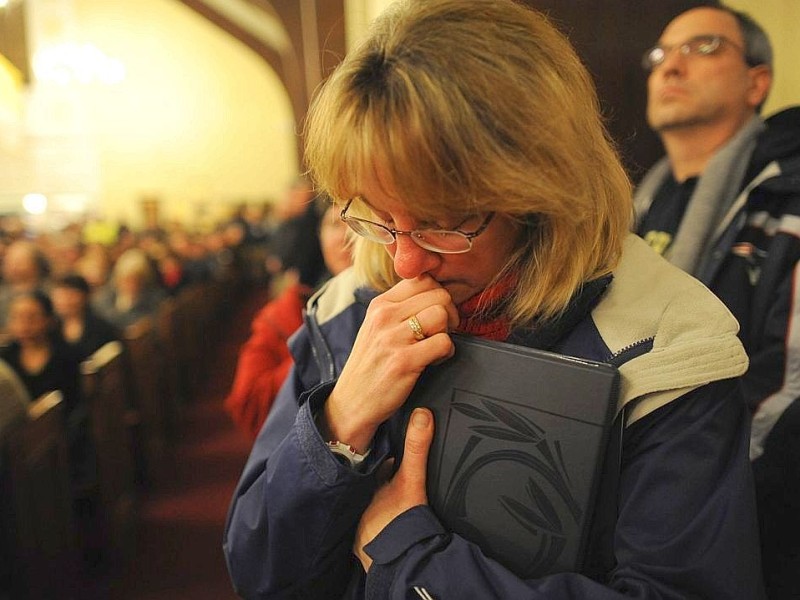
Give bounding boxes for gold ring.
[407,315,426,341]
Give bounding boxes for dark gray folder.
[401,334,620,579]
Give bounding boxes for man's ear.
[747,65,773,111]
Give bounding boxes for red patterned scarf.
[455,274,517,341]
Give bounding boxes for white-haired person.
[93,248,167,329]
[223,1,764,598]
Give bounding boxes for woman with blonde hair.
[224,1,763,598]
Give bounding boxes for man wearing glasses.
[635,6,800,598]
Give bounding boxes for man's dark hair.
[55,273,91,295]
[720,5,773,69]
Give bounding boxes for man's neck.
[660,118,754,182]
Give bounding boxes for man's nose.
[654,46,688,75]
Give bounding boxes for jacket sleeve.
[744,226,800,459]
[363,379,765,599]
[223,374,389,599]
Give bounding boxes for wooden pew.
[171,284,213,400]
[167,276,243,404]
[154,298,183,438]
[123,317,172,489]
[0,391,79,599]
[80,341,137,564]
[162,282,220,403]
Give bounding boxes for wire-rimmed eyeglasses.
[339,197,494,254]
[642,34,750,71]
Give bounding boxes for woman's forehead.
[351,195,474,227]
[352,168,472,220]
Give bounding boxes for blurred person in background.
[0,215,27,246]
[155,249,188,295]
[0,290,89,485]
[52,274,120,363]
[1,290,82,419]
[74,244,114,297]
[141,239,189,296]
[42,228,85,280]
[225,204,353,439]
[231,201,275,285]
[0,239,51,327]
[167,230,214,285]
[202,226,239,281]
[266,178,327,289]
[93,248,167,329]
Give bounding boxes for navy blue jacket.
[635,108,800,598]
[635,107,800,460]
[224,235,764,599]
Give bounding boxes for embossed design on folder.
[430,392,599,578]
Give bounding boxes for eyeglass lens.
[642,35,723,70]
[341,199,479,254]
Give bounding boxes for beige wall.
[0,0,299,230]
[726,0,800,116]
[77,0,298,226]
[344,0,393,49]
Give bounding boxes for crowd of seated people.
[0,201,281,397]
[0,201,295,591]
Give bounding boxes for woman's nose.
[391,234,441,280]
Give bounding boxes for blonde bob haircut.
[304,0,632,326]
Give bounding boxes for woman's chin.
[441,283,476,307]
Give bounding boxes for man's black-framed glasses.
[339,197,494,254]
[642,34,749,71]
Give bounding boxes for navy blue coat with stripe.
[223,235,764,599]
